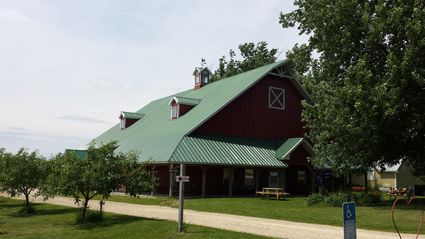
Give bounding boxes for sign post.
[177,164,189,232]
[343,202,357,239]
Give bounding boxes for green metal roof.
[170,136,288,168]
[193,67,212,75]
[276,138,303,159]
[121,111,145,119]
[93,60,311,164]
[171,96,201,106]
[65,149,87,160]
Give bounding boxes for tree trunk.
[81,198,89,222]
[348,173,352,191]
[364,171,368,192]
[24,193,31,213]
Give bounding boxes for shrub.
[305,193,326,207]
[354,191,382,205]
[324,192,348,207]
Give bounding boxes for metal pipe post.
[178,164,185,232]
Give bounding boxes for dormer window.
[169,96,201,120]
[201,73,209,84]
[171,104,179,119]
[119,111,144,130]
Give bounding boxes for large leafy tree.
[0,148,48,213]
[211,41,278,82]
[280,1,425,176]
[46,142,153,222]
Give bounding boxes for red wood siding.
[125,118,138,128]
[285,146,310,166]
[284,147,312,195]
[193,75,305,139]
[153,165,169,194]
[180,104,194,116]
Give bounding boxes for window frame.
[171,104,179,119]
[268,86,285,110]
[120,118,126,130]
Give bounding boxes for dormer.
[193,67,212,89]
[119,111,144,130]
[169,96,201,119]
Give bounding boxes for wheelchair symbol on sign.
[346,205,352,220]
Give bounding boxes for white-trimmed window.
[120,118,126,129]
[171,105,179,119]
[202,74,209,84]
[268,86,285,110]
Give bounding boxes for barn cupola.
[119,111,144,130]
[169,96,201,120]
[193,59,212,89]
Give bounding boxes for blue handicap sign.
[343,202,356,239]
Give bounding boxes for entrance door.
[244,169,254,193]
[269,171,279,188]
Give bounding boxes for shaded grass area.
[0,197,268,239]
[102,194,425,234]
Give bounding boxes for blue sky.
[0,0,307,157]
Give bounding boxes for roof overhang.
[120,111,145,120]
[168,96,201,106]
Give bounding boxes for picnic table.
[387,187,408,200]
[256,187,289,200]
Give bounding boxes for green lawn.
[101,194,425,234]
[0,197,268,239]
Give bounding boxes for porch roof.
[169,135,292,168]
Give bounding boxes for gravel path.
[2,194,419,239]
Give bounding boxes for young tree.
[0,148,48,213]
[211,41,279,82]
[47,141,153,222]
[280,0,425,177]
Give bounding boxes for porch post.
[228,168,234,197]
[169,164,174,197]
[201,166,208,198]
[255,169,260,191]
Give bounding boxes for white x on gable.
[268,86,285,110]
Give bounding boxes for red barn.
[94,60,316,196]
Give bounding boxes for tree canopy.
[211,41,279,82]
[46,141,153,222]
[0,148,48,213]
[280,0,425,176]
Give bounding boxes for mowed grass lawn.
[0,197,269,239]
[101,195,425,234]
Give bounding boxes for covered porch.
[151,135,315,197]
[154,164,287,197]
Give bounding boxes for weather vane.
[201,58,206,67]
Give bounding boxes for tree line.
[0,142,153,223]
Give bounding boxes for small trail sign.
[176,175,190,182]
[343,202,357,239]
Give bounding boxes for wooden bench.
[256,187,289,200]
